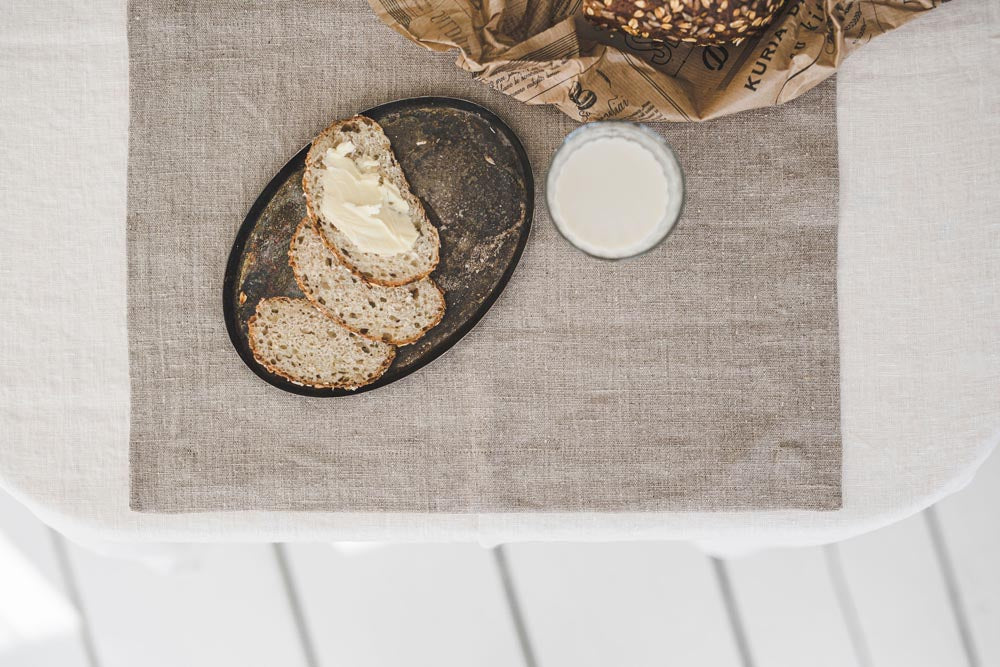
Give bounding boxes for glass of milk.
[546,122,684,260]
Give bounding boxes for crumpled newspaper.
[368,0,940,121]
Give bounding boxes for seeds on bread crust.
[581,0,786,46]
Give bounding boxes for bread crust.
[582,0,786,46]
[302,115,440,287]
[288,218,446,346]
[247,296,396,390]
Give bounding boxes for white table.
[0,0,996,554]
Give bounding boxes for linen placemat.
[128,0,841,512]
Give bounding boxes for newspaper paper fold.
[369,0,939,121]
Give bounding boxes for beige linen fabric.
[127,0,841,513]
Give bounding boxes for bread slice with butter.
[289,218,445,345]
[248,297,395,389]
[303,116,440,287]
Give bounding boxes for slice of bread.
[289,218,445,346]
[248,297,395,389]
[302,115,440,286]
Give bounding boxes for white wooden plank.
[0,491,91,667]
[504,542,744,667]
[725,547,861,667]
[933,447,1000,666]
[283,543,525,667]
[0,493,69,594]
[64,542,309,667]
[834,512,969,667]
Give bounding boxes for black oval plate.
[223,98,533,396]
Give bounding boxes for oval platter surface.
[223,97,533,396]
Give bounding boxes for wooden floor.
[1,450,997,667]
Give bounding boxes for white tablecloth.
[0,0,996,552]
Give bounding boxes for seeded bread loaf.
[248,297,395,389]
[582,0,787,46]
[303,116,440,287]
[289,218,445,345]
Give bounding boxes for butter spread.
[316,141,418,256]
